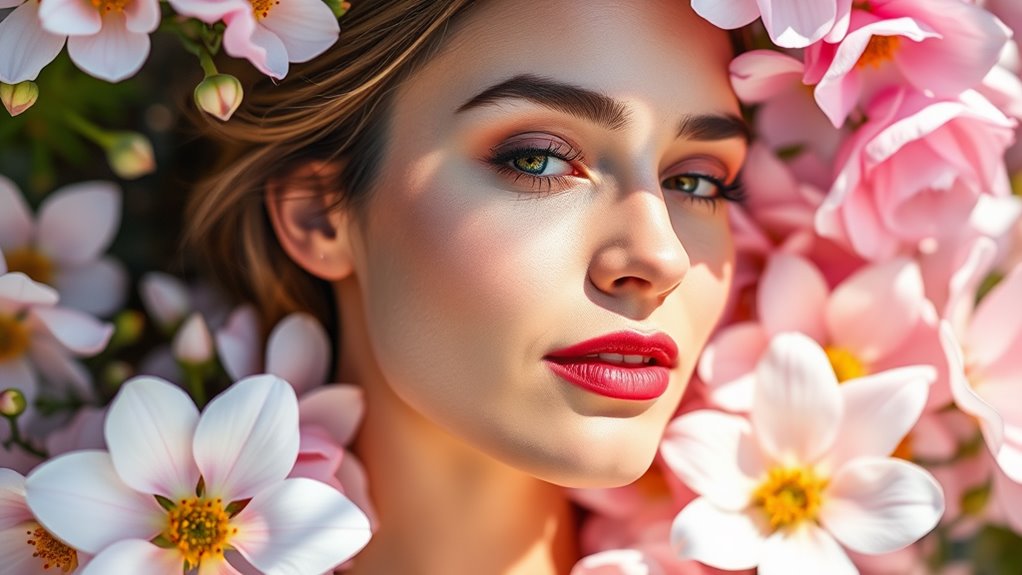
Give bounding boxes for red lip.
[544,331,679,400]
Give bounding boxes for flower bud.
[106,131,155,179]
[0,388,27,418]
[173,312,214,365]
[0,81,39,117]
[194,74,244,122]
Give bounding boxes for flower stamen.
[26,524,79,573]
[164,497,237,568]
[88,0,130,13]
[824,346,868,383]
[4,247,54,285]
[857,35,900,69]
[0,314,30,363]
[753,467,827,530]
[250,0,281,20]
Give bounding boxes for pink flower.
[36,0,159,82]
[0,177,126,316]
[0,468,89,574]
[0,249,113,425]
[24,375,372,574]
[804,0,1010,127]
[216,307,330,395]
[699,253,947,412]
[691,0,852,48]
[817,88,1016,261]
[730,51,844,189]
[167,0,339,80]
[0,0,65,84]
[663,333,943,573]
[297,385,378,530]
[943,261,1022,484]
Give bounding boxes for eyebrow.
[456,74,749,143]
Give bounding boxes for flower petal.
[697,322,769,412]
[670,498,765,570]
[758,523,856,575]
[0,273,58,311]
[758,253,829,341]
[231,477,371,574]
[820,457,944,554]
[266,312,330,394]
[29,306,112,356]
[193,375,300,502]
[259,0,338,63]
[660,411,765,511]
[80,540,184,575]
[943,322,1004,453]
[760,0,837,48]
[25,450,164,553]
[38,0,101,35]
[37,181,120,267]
[571,549,664,575]
[0,522,63,575]
[0,2,65,88]
[0,468,31,530]
[139,272,191,330]
[826,258,924,363]
[105,376,201,500]
[215,305,262,381]
[691,0,760,30]
[199,557,245,575]
[752,333,842,465]
[0,177,32,251]
[123,0,159,34]
[967,262,1022,369]
[53,257,128,317]
[222,12,288,79]
[825,366,934,468]
[298,385,365,446]
[66,14,149,82]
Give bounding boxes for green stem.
[63,110,115,148]
[2,417,48,459]
[198,48,219,78]
[183,363,208,408]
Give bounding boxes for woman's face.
[343,0,746,487]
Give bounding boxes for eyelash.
[488,144,746,204]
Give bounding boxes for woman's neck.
[335,284,578,575]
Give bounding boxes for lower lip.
[544,359,670,400]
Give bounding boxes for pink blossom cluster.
[570,0,1022,574]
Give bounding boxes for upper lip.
[544,331,679,368]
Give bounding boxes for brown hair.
[186,0,475,330]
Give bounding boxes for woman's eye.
[662,174,722,198]
[510,153,573,176]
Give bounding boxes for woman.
[189,0,747,572]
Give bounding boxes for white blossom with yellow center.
[25,375,372,574]
[663,333,944,574]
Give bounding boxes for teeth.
[590,353,654,365]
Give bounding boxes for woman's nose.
[587,186,690,306]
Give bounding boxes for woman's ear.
[265,160,355,281]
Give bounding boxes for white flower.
[25,375,372,574]
[662,333,943,574]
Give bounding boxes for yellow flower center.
[250,0,281,20]
[752,467,827,530]
[825,346,868,383]
[88,0,129,12]
[856,35,900,69]
[4,247,54,285]
[25,523,79,573]
[891,434,913,460]
[164,497,237,568]
[0,314,30,363]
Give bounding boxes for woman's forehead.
[400,0,739,120]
